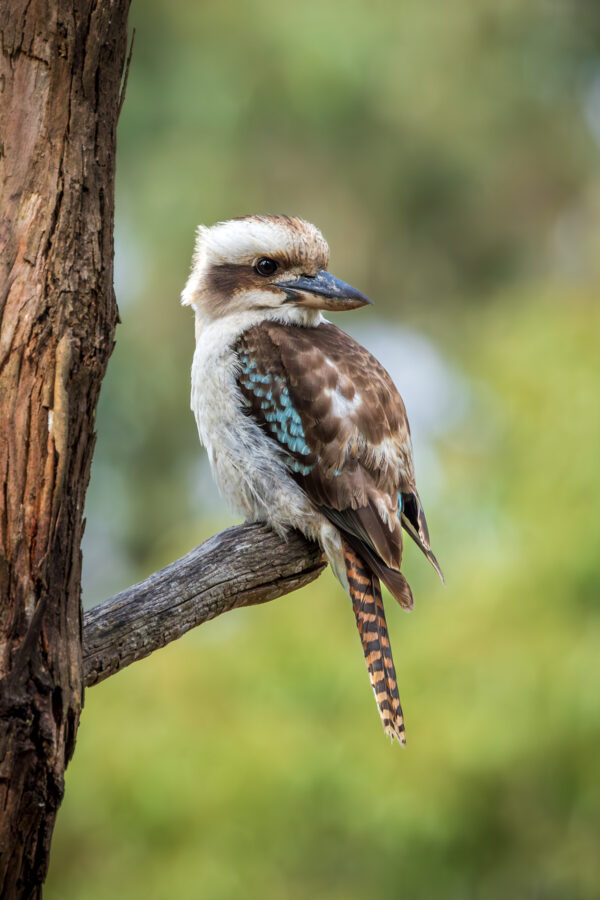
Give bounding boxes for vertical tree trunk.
[0,2,130,895]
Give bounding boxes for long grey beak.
[277,269,372,311]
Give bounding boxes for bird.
[182,215,442,744]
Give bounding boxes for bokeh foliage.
[47,1,600,898]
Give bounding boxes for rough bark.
[0,2,130,897]
[83,524,326,687]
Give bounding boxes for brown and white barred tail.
[342,539,406,745]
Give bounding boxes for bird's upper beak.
[277,269,372,311]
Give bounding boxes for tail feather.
[342,538,406,745]
[341,531,414,610]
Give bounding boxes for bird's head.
[181,215,372,326]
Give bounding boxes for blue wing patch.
[237,349,313,476]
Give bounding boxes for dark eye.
[255,257,278,277]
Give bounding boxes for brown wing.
[235,320,438,598]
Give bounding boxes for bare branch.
[83,524,326,687]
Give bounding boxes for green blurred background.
[46,1,600,898]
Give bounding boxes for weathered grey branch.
[83,523,326,687]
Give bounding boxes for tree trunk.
[0,3,130,896]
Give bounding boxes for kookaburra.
[182,215,442,744]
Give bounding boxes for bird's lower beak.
[277,269,372,311]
